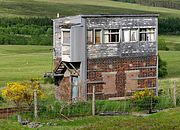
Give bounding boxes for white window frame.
[103,29,120,43]
[139,28,155,42]
[122,29,138,43]
[61,29,71,45]
[87,30,94,44]
[94,29,102,44]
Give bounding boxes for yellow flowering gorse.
[1,79,44,107]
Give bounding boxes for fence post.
[92,85,95,116]
[34,89,38,118]
[172,81,176,107]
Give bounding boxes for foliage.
[114,0,180,10]
[132,88,159,111]
[159,18,180,35]
[158,54,168,78]
[44,77,54,84]
[0,17,52,45]
[2,107,180,130]
[1,79,44,107]
[0,93,4,104]
[158,38,169,51]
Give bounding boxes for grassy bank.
[0,107,179,130]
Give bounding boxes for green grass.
[159,51,180,78]
[159,35,180,51]
[0,45,52,86]
[0,45,179,86]
[1,0,180,18]
[0,107,179,130]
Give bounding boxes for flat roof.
[80,14,159,18]
[52,14,159,21]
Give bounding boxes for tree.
[1,79,44,108]
[158,54,168,78]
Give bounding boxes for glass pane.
[111,29,119,33]
[130,30,137,41]
[123,30,130,42]
[147,33,155,41]
[63,31,70,43]
[87,30,93,44]
[95,30,101,44]
[111,34,119,42]
[140,33,146,41]
[104,34,109,43]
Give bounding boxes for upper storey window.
[122,29,138,42]
[104,29,119,43]
[139,28,155,42]
[87,30,93,44]
[62,30,70,44]
[95,29,102,44]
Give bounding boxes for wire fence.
[0,79,179,120]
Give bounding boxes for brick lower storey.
[87,56,157,100]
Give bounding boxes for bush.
[158,38,169,51]
[132,88,159,112]
[0,94,4,104]
[158,54,168,78]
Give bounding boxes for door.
[72,76,79,102]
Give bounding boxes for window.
[104,29,119,43]
[140,28,155,42]
[122,29,137,42]
[62,30,70,44]
[87,30,93,44]
[95,29,102,44]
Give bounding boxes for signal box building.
[52,14,159,101]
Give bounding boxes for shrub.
[158,54,168,78]
[158,38,169,51]
[0,94,4,104]
[132,88,159,112]
[1,79,44,108]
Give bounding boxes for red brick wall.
[55,77,71,102]
[87,56,157,100]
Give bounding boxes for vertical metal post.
[156,17,159,96]
[173,81,176,107]
[92,85,95,116]
[34,89,38,119]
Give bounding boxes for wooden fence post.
[34,89,38,118]
[172,81,176,107]
[92,85,95,116]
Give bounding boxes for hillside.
[114,0,180,10]
[1,0,180,18]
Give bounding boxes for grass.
[0,45,52,86]
[0,45,179,86]
[159,35,180,51]
[159,51,180,78]
[1,0,180,18]
[0,107,179,130]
